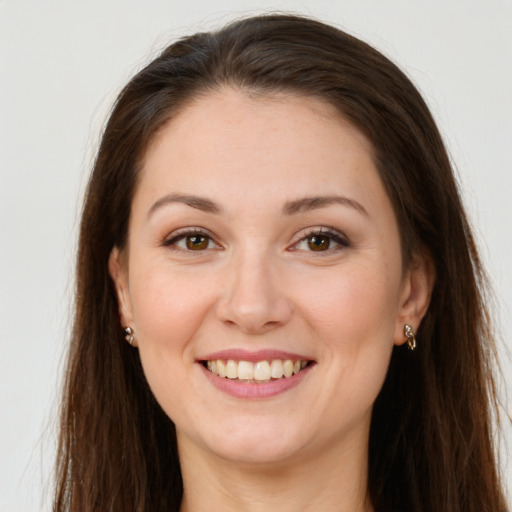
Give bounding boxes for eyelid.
[163,227,222,250]
[162,225,349,253]
[289,226,350,252]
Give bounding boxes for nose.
[216,249,293,334]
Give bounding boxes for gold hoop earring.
[404,324,417,351]
[124,326,135,346]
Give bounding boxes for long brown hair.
[54,14,507,512]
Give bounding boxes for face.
[110,89,431,467]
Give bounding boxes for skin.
[109,89,432,512]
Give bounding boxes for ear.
[393,252,435,346]
[108,246,135,329]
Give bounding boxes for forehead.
[147,88,359,148]
[137,88,379,199]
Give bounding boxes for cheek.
[129,263,217,356]
[298,265,399,417]
[127,265,219,422]
[297,263,400,346]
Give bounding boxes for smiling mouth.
[202,359,313,383]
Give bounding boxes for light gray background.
[1,1,511,510]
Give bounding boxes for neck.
[178,429,373,512]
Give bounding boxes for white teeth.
[206,358,310,381]
[217,359,227,378]
[237,361,254,380]
[270,359,284,378]
[283,360,294,378]
[254,361,271,381]
[226,359,237,379]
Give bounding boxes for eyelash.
[162,226,350,254]
[163,228,221,252]
[290,227,350,254]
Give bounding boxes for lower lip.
[199,363,314,399]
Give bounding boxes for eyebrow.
[282,195,369,216]
[147,193,223,218]
[147,193,368,219]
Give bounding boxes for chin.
[212,436,302,465]
[184,416,312,466]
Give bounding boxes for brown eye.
[307,235,331,251]
[292,229,348,254]
[185,235,209,250]
[164,229,220,252]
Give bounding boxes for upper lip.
[198,348,315,363]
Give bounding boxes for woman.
[54,14,507,512]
